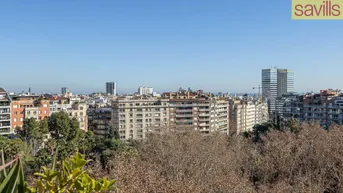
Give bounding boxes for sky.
[0,0,343,94]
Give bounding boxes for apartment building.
[277,93,303,123]
[0,88,12,135]
[111,96,169,140]
[68,102,88,131]
[49,97,72,115]
[88,108,112,137]
[11,96,50,129]
[274,89,343,128]
[229,98,269,134]
[164,91,229,134]
[300,90,342,127]
[138,86,153,95]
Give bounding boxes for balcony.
[171,103,209,107]
[0,109,10,114]
[176,114,193,118]
[176,109,192,112]
[0,122,11,127]
[0,127,12,135]
[199,108,210,112]
[199,123,210,127]
[0,102,10,107]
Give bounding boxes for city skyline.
[1,1,343,93]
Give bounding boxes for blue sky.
[1,0,342,94]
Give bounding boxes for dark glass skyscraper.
[262,68,294,114]
[106,82,116,96]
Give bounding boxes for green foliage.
[0,136,28,161]
[0,154,31,193]
[49,111,71,140]
[107,125,119,139]
[33,153,116,192]
[39,118,49,135]
[243,122,275,143]
[285,118,301,133]
[20,118,40,142]
[93,138,129,168]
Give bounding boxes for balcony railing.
[176,109,192,112]
[175,114,193,118]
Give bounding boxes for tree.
[18,118,50,156]
[78,131,96,155]
[285,118,301,133]
[68,117,81,141]
[39,118,49,135]
[19,118,40,143]
[107,125,119,139]
[49,112,71,140]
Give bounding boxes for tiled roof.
[0,88,6,93]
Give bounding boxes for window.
[80,112,84,116]
[14,112,17,115]
[13,105,18,108]
[44,110,47,114]
[20,118,23,122]
[43,104,47,107]
[14,118,17,122]
[80,107,84,110]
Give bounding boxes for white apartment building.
[111,96,169,140]
[138,86,153,95]
[166,92,229,134]
[229,98,269,134]
[0,88,11,135]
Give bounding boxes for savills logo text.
[292,0,343,19]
